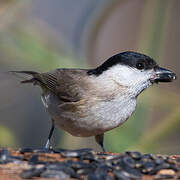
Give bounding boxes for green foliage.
[134,106,180,153]
[0,30,86,70]
[0,126,18,147]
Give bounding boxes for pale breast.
[41,92,137,137]
[82,96,137,135]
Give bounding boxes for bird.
[11,51,176,152]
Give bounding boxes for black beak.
[154,66,176,83]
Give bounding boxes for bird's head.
[88,51,176,97]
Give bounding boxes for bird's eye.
[136,62,145,70]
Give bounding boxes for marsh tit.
[11,51,176,151]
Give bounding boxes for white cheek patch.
[95,64,154,96]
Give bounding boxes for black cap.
[87,51,157,76]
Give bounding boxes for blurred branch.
[0,29,84,70]
[138,0,169,60]
[84,0,125,65]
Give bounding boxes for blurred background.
[0,0,179,154]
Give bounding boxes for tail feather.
[21,78,37,84]
[9,71,39,84]
[9,70,57,92]
[9,71,38,75]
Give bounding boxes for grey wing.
[55,69,84,102]
[40,69,85,103]
[39,69,113,103]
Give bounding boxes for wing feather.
[40,69,86,103]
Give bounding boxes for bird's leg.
[95,134,106,152]
[45,121,55,149]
